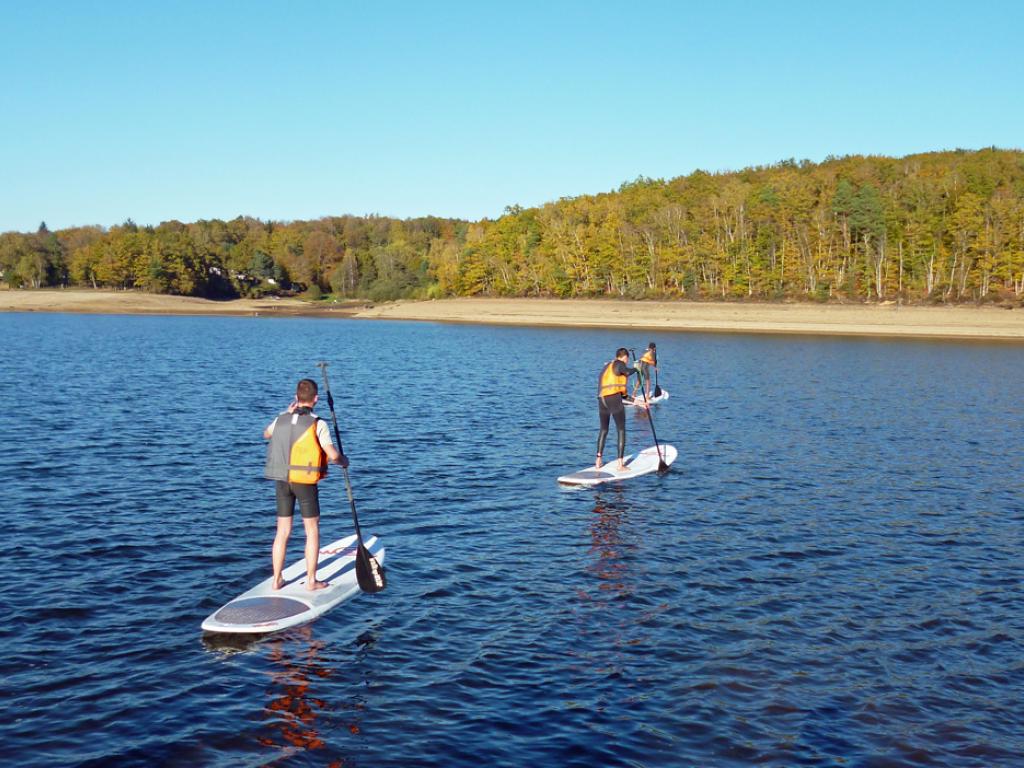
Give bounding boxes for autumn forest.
[2,148,1023,304]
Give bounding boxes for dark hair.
[615,347,629,359]
[649,342,656,349]
[295,378,318,403]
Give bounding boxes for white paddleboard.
[201,534,385,634]
[626,389,670,406]
[557,444,677,486]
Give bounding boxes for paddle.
[654,366,662,399]
[633,352,669,474]
[316,361,387,594]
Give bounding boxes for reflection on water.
[258,628,334,755]
[587,490,633,601]
[203,627,375,765]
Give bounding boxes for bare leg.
[272,516,292,589]
[303,516,328,590]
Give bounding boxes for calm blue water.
[1,312,1022,767]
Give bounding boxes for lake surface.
[1,312,1022,767]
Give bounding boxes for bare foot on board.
[272,576,285,590]
[306,580,329,591]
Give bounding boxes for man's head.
[648,342,656,350]
[615,347,629,361]
[295,378,319,405]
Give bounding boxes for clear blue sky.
[2,0,1021,233]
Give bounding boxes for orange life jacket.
[264,410,327,484]
[641,349,656,365]
[598,361,627,397]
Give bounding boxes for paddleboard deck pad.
[558,444,677,486]
[201,534,384,634]
[626,389,669,406]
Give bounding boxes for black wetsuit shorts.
[275,481,321,519]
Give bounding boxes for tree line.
[2,148,1022,303]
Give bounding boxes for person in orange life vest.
[263,378,348,591]
[632,342,658,400]
[597,347,647,471]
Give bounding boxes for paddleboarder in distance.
[632,342,658,400]
[263,378,348,591]
[597,347,647,471]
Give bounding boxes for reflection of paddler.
[596,347,647,471]
[258,630,331,754]
[257,629,370,759]
[589,492,630,597]
[631,342,658,399]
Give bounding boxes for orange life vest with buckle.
[598,361,627,398]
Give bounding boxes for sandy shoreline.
[3,290,1024,341]
[354,297,1024,341]
[0,289,359,317]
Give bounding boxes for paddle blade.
[654,385,662,397]
[657,460,670,474]
[355,544,387,593]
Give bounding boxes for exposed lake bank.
[353,297,1024,341]
[0,289,356,317]
[3,289,1024,341]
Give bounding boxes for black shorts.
[275,481,321,519]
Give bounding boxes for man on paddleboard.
[632,342,658,400]
[263,378,348,591]
[597,348,647,471]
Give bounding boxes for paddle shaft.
[317,362,386,592]
[316,364,364,539]
[633,352,668,472]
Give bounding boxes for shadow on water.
[201,631,272,656]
